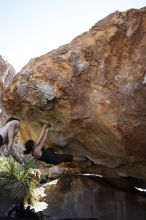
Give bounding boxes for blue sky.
[0,0,146,72]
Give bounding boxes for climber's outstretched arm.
[35,124,48,146]
[34,126,49,152]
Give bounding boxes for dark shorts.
[0,135,3,147]
[40,148,73,165]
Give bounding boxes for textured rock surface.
[42,175,146,220]
[0,55,16,124]
[0,55,16,96]
[2,8,146,179]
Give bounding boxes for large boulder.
[42,175,146,220]
[2,7,146,178]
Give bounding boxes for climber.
[0,117,23,164]
[23,123,86,165]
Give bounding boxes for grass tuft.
[0,156,38,205]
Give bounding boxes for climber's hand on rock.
[40,121,51,128]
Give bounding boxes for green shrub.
[0,156,37,204]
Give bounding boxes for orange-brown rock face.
[2,8,146,176]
